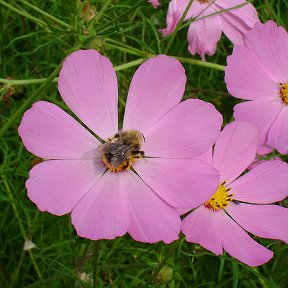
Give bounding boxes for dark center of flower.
[197,0,211,3]
[280,83,288,105]
[101,130,145,173]
[204,182,233,211]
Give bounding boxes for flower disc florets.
[280,82,288,105]
[204,182,233,211]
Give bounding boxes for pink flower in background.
[19,50,222,243]
[149,0,160,8]
[160,0,259,60]
[182,121,288,266]
[225,21,288,154]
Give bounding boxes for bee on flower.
[19,50,222,243]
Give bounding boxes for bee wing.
[110,145,132,168]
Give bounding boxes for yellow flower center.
[204,183,233,211]
[280,82,288,105]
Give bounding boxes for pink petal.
[148,0,159,8]
[241,21,288,82]
[230,160,288,203]
[26,159,105,216]
[213,121,258,184]
[226,203,288,242]
[160,0,203,36]
[182,206,223,255]
[225,47,279,101]
[216,0,259,46]
[142,99,222,158]
[187,8,222,60]
[195,148,213,165]
[125,172,180,244]
[233,100,283,145]
[18,101,100,160]
[123,55,186,134]
[133,158,219,209]
[182,207,273,266]
[216,211,273,266]
[58,49,118,140]
[71,172,130,240]
[257,144,273,156]
[267,106,288,154]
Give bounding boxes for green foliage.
[0,0,287,287]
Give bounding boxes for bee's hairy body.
[101,130,145,172]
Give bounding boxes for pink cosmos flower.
[160,0,259,60]
[149,0,160,8]
[225,21,288,154]
[18,50,222,244]
[182,121,288,266]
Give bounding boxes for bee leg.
[123,160,132,170]
[131,150,145,158]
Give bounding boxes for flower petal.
[216,0,259,46]
[213,121,258,184]
[183,207,273,266]
[18,101,100,160]
[125,172,180,244]
[229,160,288,203]
[160,0,203,36]
[142,99,222,158]
[149,0,160,8]
[123,55,186,134]
[267,106,288,154]
[195,148,213,165]
[134,158,219,209]
[182,206,223,255]
[216,211,273,266]
[240,21,288,82]
[233,100,283,145]
[71,172,130,240]
[26,159,105,216]
[225,47,279,101]
[226,203,288,242]
[58,49,118,140]
[187,9,222,60]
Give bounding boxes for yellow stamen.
[204,183,233,211]
[280,83,288,105]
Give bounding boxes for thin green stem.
[175,56,225,71]
[96,0,146,32]
[151,243,177,283]
[164,0,194,54]
[0,63,61,138]
[94,0,112,23]
[2,177,42,280]
[181,1,248,30]
[0,0,49,31]
[105,38,147,56]
[0,78,58,85]
[105,43,144,57]
[0,6,5,75]
[114,58,146,71]
[18,0,73,30]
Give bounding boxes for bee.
[101,130,145,172]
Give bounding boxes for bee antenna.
[141,133,146,143]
